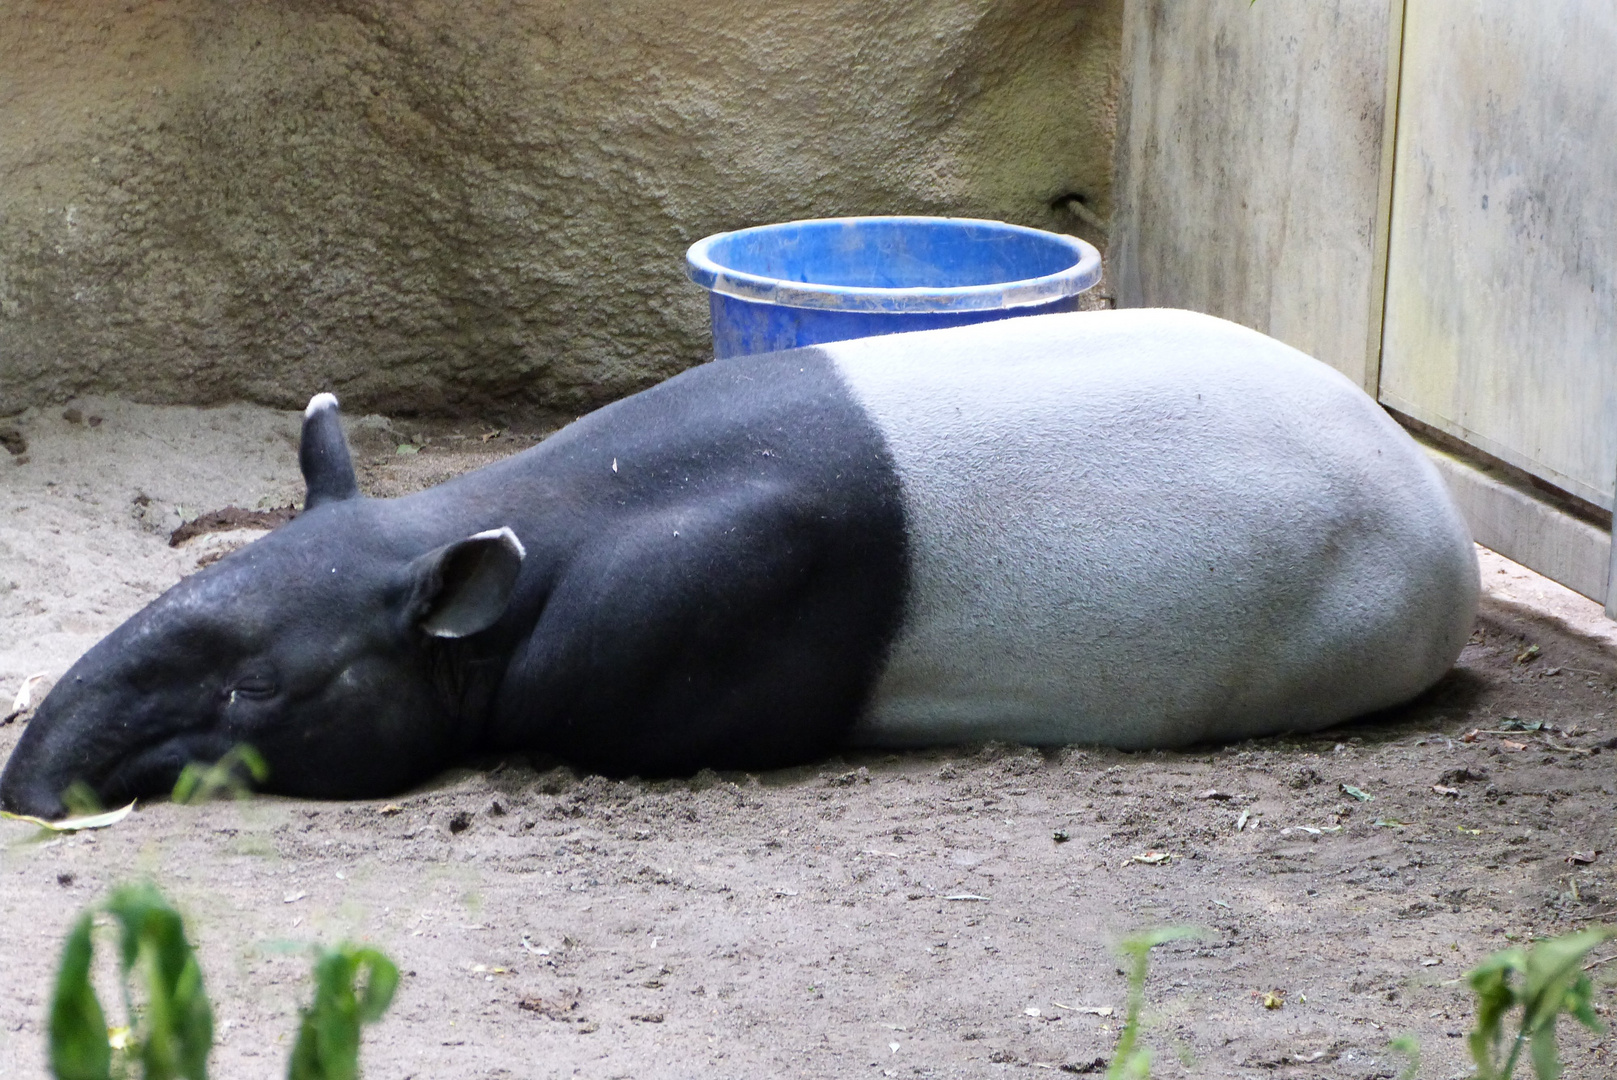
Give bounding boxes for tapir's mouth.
[0,769,61,818]
[0,732,227,819]
[97,734,227,807]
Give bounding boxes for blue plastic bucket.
[685,216,1102,358]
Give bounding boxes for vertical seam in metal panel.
[1109,0,1145,310]
[1364,0,1409,399]
[1607,463,1617,617]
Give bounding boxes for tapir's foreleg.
[491,481,902,775]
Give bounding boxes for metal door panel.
[1380,2,1617,510]
[1113,0,1392,389]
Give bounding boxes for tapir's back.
[819,309,1478,748]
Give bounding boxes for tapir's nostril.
[0,780,67,821]
[0,748,69,820]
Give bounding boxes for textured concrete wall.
[0,0,1121,418]
[1111,0,1392,389]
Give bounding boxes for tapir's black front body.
[470,351,908,774]
[0,352,908,817]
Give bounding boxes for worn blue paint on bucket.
[685,216,1103,358]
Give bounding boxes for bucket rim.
[684,215,1102,314]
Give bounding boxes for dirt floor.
[4,399,1617,1080]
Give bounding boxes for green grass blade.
[1108,927,1207,1080]
[350,950,399,1024]
[1467,951,1525,1079]
[287,1013,323,1080]
[1466,930,1614,1080]
[171,745,269,805]
[105,884,213,1080]
[1388,1034,1420,1080]
[1527,1018,1562,1080]
[287,944,398,1080]
[49,915,111,1080]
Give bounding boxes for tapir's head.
[0,394,525,819]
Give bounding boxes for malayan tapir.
[0,310,1480,819]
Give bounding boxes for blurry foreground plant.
[171,745,269,805]
[1108,927,1208,1079]
[288,945,398,1080]
[1466,927,1614,1079]
[51,884,211,1080]
[1388,1033,1420,1080]
[49,883,397,1080]
[61,780,107,818]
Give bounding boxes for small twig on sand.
[1570,910,1617,923]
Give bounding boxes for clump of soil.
[168,506,298,547]
[3,400,1617,1078]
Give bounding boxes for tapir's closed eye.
[229,672,279,699]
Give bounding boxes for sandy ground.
[3,398,1617,1079]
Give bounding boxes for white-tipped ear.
[411,527,525,639]
[300,393,360,509]
[470,526,525,560]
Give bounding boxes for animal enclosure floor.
[3,398,1617,1080]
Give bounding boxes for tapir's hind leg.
[490,481,907,775]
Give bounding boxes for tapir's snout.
[0,718,71,819]
[1,674,227,820]
[0,676,122,820]
[0,668,178,821]
[1,574,250,820]
[0,769,67,820]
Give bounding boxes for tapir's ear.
[300,393,360,510]
[409,527,526,639]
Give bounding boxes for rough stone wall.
[0,0,1121,418]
